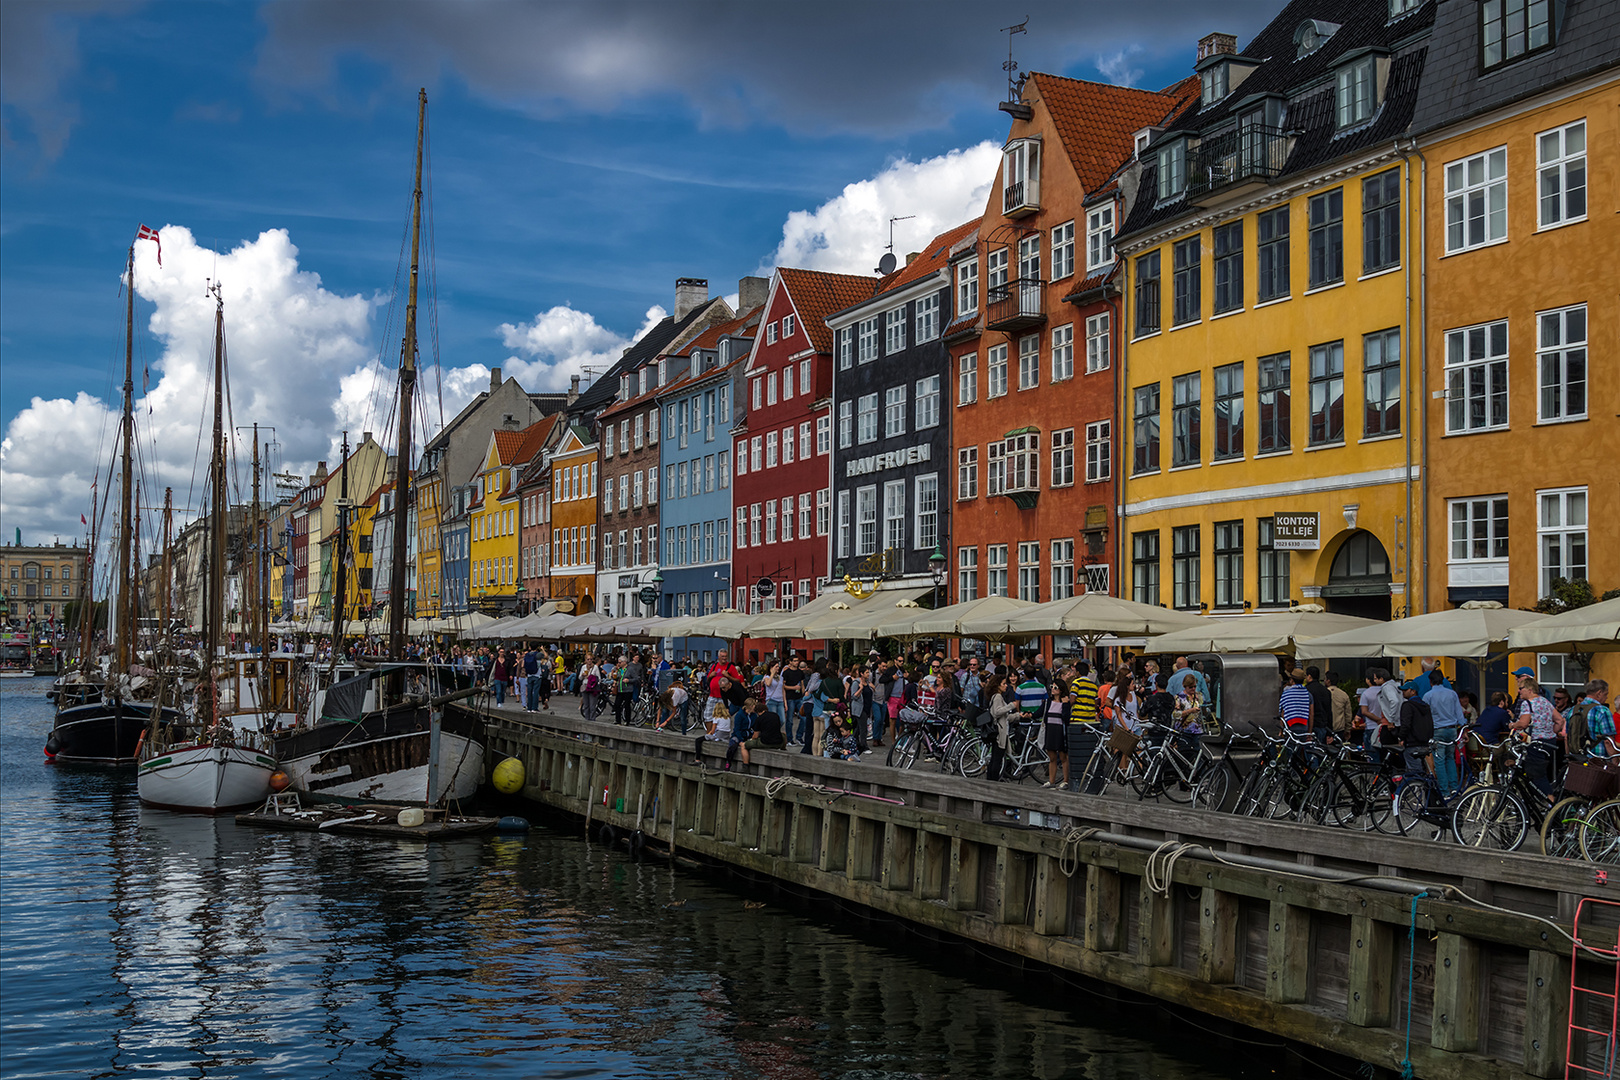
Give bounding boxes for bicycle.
[1131,722,1218,804]
[999,719,1050,783]
[1450,739,1553,851]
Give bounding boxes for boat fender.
[598,824,616,847]
[134,730,146,759]
[491,757,525,795]
[44,735,60,758]
[495,816,529,833]
[397,807,426,828]
[268,771,291,792]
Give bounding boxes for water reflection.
[2,678,1255,1080]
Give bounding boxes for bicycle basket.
[1563,759,1620,800]
[1107,726,1140,756]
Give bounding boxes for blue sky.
[0,0,1281,545]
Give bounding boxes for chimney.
[905,251,920,265]
[737,276,768,316]
[1197,32,1238,61]
[490,366,502,392]
[361,431,372,445]
[315,461,328,482]
[567,375,580,405]
[674,277,708,321]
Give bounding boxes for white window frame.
[957,546,978,602]
[1051,323,1074,382]
[1448,495,1509,564]
[1017,541,1041,602]
[780,496,793,541]
[915,473,938,551]
[858,317,879,364]
[1051,220,1076,281]
[750,435,762,472]
[765,500,776,545]
[1537,304,1587,423]
[751,378,763,410]
[816,487,829,536]
[1050,427,1075,488]
[1051,538,1075,600]
[815,415,830,455]
[885,306,907,354]
[987,544,1009,597]
[838,400,853,448]
[915,375,940,430]
[1086,205,1115,271]
[766,431,778,468]
[836,490,851,557]
[857,393,879,444]
[1537,120,1586,229]
[1444,147,1508,253]
[883,479,906,553]
[915,294,940,343]
[838,327,854,370]
[1017,334,1039,391]
[1444,319,1510,434]
[1003,431,1040,494]
[987,343,1009,398]
[987,248,1009,292]
[798,492,811,538]
[798,421,811,460]
[958,353,977,405]
[767,371,778,406]
[856,485,878,556]
[957,446,978,500]
[782,313,795,339]
[765,322,778,346]
[1085,311,1110,373]
[957,258,979,315]
[1085,420,1111,484]
[1334,56,1377,129]
[987,441,1004,497]
[1537,487,1588,598]
[884,385,907,438]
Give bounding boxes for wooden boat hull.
[272,703,485,803]
[138,744,280,814]
[47,700,179,765]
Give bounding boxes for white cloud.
[1095,45,1146,88]
[497,303,666,392]
[761,144,999,275]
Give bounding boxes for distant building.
[0,539,89,628]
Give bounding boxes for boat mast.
[330,430,349,678]
[78,485,97,675]
[160,488,173,649]
[206,281,226,722]
[115,244,136,680]
[387,88,426,663]
[252,427,269,659]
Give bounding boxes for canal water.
[1,677,1272,1079]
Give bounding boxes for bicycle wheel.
[1539,795,1590,858]
[1130,750,1167,800]
[1326,770,1387,832]
[1578,799,1620,863]
[885,731,912,768]
[1192,761,1232,811]
[1391,779,1439,838]
[1159,742,1203,805]
[892,733,922,770]
[955,734,989,778]
[1451,785,1528,850]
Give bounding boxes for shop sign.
[1273,512,1320,550]
[844,442,930,478]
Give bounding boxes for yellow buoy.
[491,756,526,795]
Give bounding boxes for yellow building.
[1412,3,1619,688]
[336,484,382,623]
[468,429,526,614]
[1115,17,1431,625]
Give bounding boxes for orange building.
[948,72,1197,655]
[547,424,600,614]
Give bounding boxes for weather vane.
[1002,18,1029,102]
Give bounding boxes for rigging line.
[423,120,445,433]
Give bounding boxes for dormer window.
[1295,19,1340,58]
[1482,0,1552,69]
[1134,129,1154,159]
[1201,63,1229,106]
[619,374,630,401]
[657,357,667,386]
[1003,138,1040,217]
[1336,55,1379,128]
[1388,0,1424,18]
[638,367,648,396]
[1156,139,1187,202]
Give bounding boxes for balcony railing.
[1003,180,1038,217]
[986,277,1046,332]
[1187,124,1291,197]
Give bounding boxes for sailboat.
[137,282,279,813]
[271,90,485,805]
[47,231,182,765]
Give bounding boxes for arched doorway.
[1321,530,1392,622]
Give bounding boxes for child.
[820,706,861,761]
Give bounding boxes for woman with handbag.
[985,673,1020,782]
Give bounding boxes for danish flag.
[136,224,161,266]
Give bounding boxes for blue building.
[654,301,761,662]
[441,481,472,616]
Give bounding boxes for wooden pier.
[483,705,1618,1080]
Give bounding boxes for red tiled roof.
[513,414,560,462]
[1031,72,1201,194]
[875,218,981,296]
[490,428,526,465]
[777,267,881,354]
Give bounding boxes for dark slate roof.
[1411,0,1620,137]
[1118,0,1434,243]
[571,298,726,416]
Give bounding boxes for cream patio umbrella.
[906,596,1035,637]
[967,592,1205,641]
[744,591,847,638]
[683,609,765,640]
[1145,605,1381,656]
[1293,600,1548,660]
[797,597,929,641]
[1505,597,1620,654]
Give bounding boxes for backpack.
[583,671,599,693]
[1140,690,1176,725]
[1568,700,1597,754]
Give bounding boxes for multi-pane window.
[765,500,776,545]
[885,307,907,354]
[1362,169,1401,273]
[766,372,778,407]
[1017,334,1039,390]
[884,385,907,438]
[1172,237,1201,325]
[1156,139,1186,201]
[1171,373,1201,467]
[632,470,644,507]
[1003,431,1040,493]
[1133,383,1160,474]
[987,344,1009,398]
[1051,220,1075,280]
[1363,329,1401,437]
[1307,188,1344,288]
[1086,205,1114,270]
[857,393,879,443]
[799,492,812,538]
[1131,531,1160,606]
[1085,420,1111,484]
[987,440,1005,496]
[779,496,793,541]
[1538,121,1586,228]
[858,316,880,363]
[957,258,979,315]
[838,327,853,370]
[1538,487,1587,597]
[1257,517,1289,607]
[720,450,730,488]
[1482,0,1553,69]
[987,247,1008,291]
[1450,497,1509,563]
[1051,539,1075,600]
[1257,353,1291,453]
[750,436,762,471]
[737,507,749,551]
[958,447,979,499]
[1308,341,1345,445]
[958,353,977,405]
[915,294,940,343]
[1085,312,1109,373]
[836,491,850,557]
[958,547,979,602]
[1213,362,1244,460]
[1257,207,1290,302]
[1017,234,1040,284]
[815,416,829,455]
[1134,251,1161,335]
[1445,148,1508,252]
[1335,57,1376,129]
[1213,221,1243,314]
[750,503,763,547]
[816,488,829,536]
[915,375,940,429]
[987,544,1009,598]
[1445,320,1509,433]
[856,486,877,555]
[766,432,778,468]
[1538,305,1587,422]
[1213,521,1243,609]
[1051,323,1074,381]
[838,400,853,448]
[1172,525,1201,610]
[883,480,906,552]
[1017,542,1041,602]
[1051,428,1075,487]
[800,421,812,460]
[915,474,938,550]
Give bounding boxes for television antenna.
[876,215,916,275]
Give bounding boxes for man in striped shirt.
[1279,668,1313,733]
[1067,662,1103,794]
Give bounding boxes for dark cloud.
[257,0,1282,137]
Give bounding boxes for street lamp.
[928,546,947,609]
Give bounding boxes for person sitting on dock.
[656,678,689,733]
[725,697,763,769]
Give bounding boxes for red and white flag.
[136,224,161,266]
[81,515,87,525]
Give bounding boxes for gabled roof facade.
[771,267,880,356]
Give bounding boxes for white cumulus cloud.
[497,303,666,392]
[762,143,999,275]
